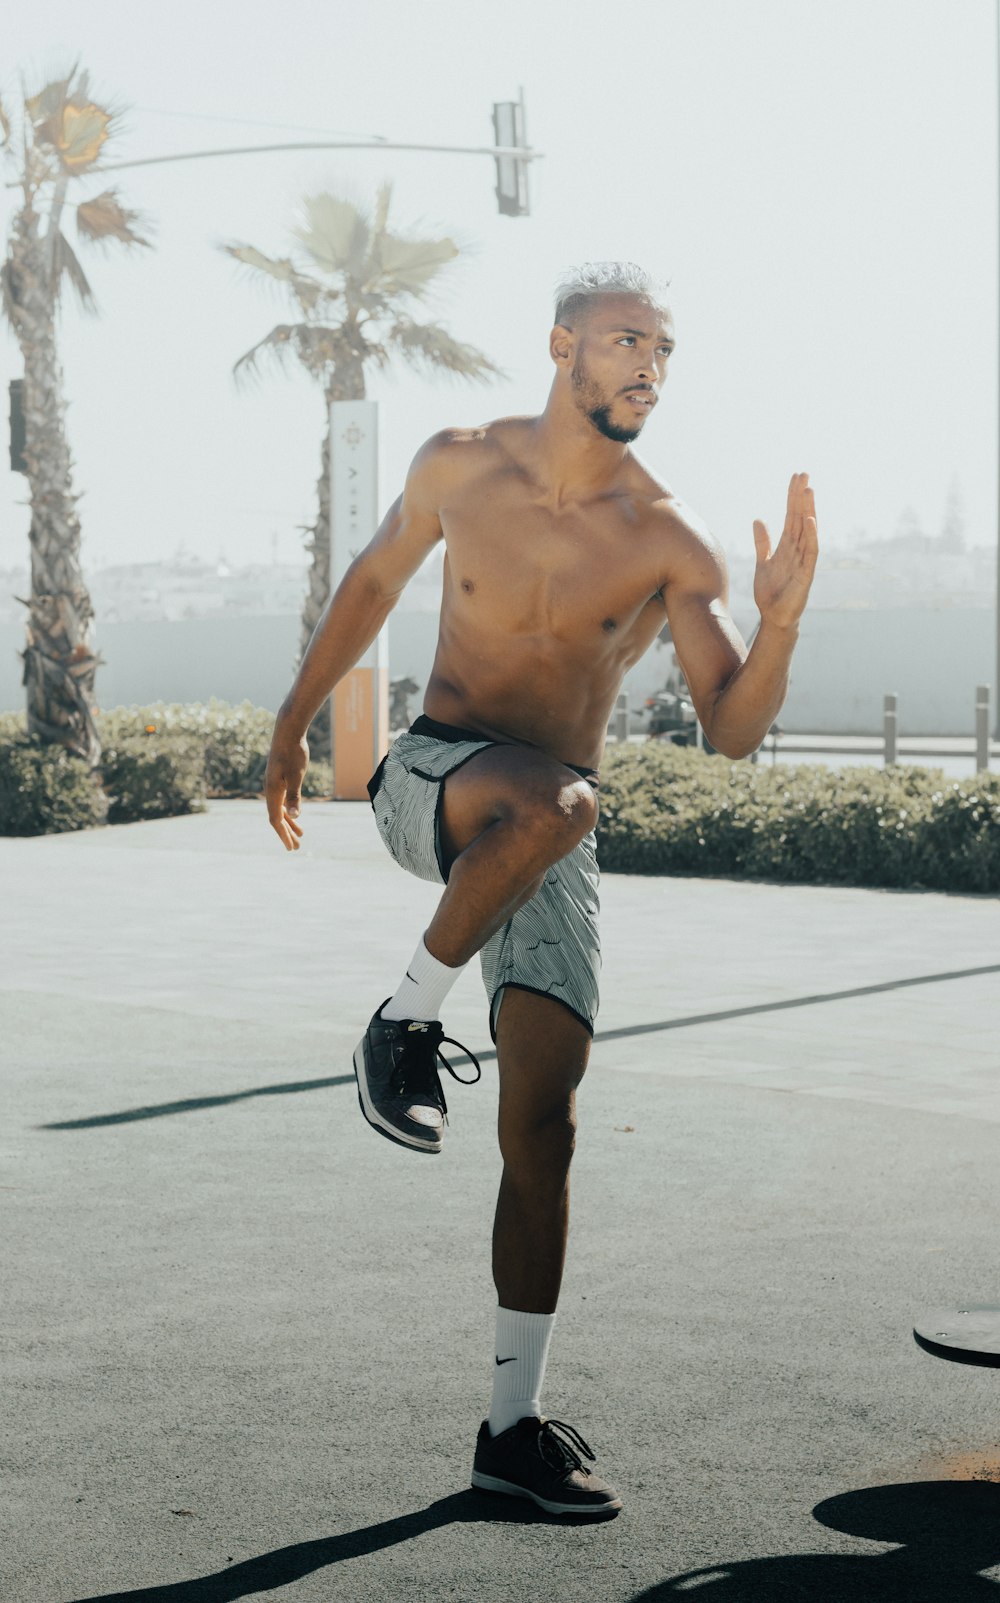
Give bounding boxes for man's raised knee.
[519,775,598,852]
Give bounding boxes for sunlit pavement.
[4,799,1000,1602]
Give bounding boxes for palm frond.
[26,73,115,174]
[56,101,113,172]
[387,318,504,383]
[371,180,392,242]
[374,231,459,300]
[231,321,363,390]
[0,95,11,147]
[219,242,332,314]
[51,230,97,314]
[231,324,301,390]
[23,61,137,179]
[24,72,77,130]
[75,187,155,251]
[292,192,370,280]
[364,342,392,371]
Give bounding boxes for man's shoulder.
[420,415,536,458]
[631,474,727,590]
[639,479,719,553]
[412,417,536,492]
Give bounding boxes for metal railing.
[610,685,996,773]
[767,684,995,772]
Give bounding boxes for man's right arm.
[265,432,449,848]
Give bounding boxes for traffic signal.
[492,90,530,217]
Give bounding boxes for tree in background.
[221,182,503,760]
[0,62,154,765]
[892,504,932,552]
[939,472,967,554]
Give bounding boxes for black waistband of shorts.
[408,713,599,789]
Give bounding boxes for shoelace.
[391,1022,481,1123]
[535,1418,596,1476]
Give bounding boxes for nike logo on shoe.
[495,1355,517,1365]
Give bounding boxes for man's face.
[564,293,676,443]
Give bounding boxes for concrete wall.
[778,608,994,735]
[0,606,993,736]
[0,615,304,716]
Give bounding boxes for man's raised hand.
[265,722,309,851]
[752,471,819,631]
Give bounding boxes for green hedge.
[99,732,207,825]
[96,699,332,799]
[0,699,333,836]
[0,735,108,836]
[596,743,1000,893]
[3,700,998,891]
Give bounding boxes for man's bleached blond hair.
[553,261,672,328]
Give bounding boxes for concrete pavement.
[3,799,1000,1602]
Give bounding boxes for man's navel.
[602,617,617,633]
[461,578,475,595]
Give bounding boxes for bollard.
[613,691,629,743]
[883,692,898,767]
[975,684,990,773]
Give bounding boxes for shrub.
[98,699,270,794]
[0,699,335,834]
[97,733,207,824]
[596,743,1000,894]
[0,733,108,836]
[299,758,334,798]
[96,699,332,797]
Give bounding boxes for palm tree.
[221,182,503,760]
[0,62,154,766]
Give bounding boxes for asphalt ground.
[3,798,1000,1603]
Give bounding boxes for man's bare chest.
[439,482,663,643]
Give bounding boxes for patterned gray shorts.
[367,716,601,1041]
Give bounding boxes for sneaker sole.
[352,1043,442,1155]
[470,1469,622,1517]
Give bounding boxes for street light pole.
[68,134,539,178]
[4,123,542,218]
[996,0,1000,732]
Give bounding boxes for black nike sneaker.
[471,1416,622,1517]
[352,1001,481,1154]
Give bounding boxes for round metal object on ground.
[912,1306,1000,1368]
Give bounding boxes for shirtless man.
[265,261,819,1519]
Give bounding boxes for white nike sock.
[380,933,466,1023]
[488,1306,557,1437]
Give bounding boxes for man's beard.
[571,355,643,443]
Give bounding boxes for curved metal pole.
[3,136,542,186]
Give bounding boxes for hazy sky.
[1,0,997,574]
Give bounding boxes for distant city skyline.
[1,0,997,579]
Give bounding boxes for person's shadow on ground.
[632,1479,1000,1601]
[63,1490,589,1603]
[64,1477,1000,1603]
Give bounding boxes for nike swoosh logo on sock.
[495,1355,517,1365]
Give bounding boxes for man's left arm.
[661,473,819,759]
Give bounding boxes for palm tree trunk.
[7,192,102,766]
[298,358,365,762]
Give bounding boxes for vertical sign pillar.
[329,399,389,799]
[883,692,898,767]
[975,684,990,772]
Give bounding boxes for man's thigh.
[438,743,595,876]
